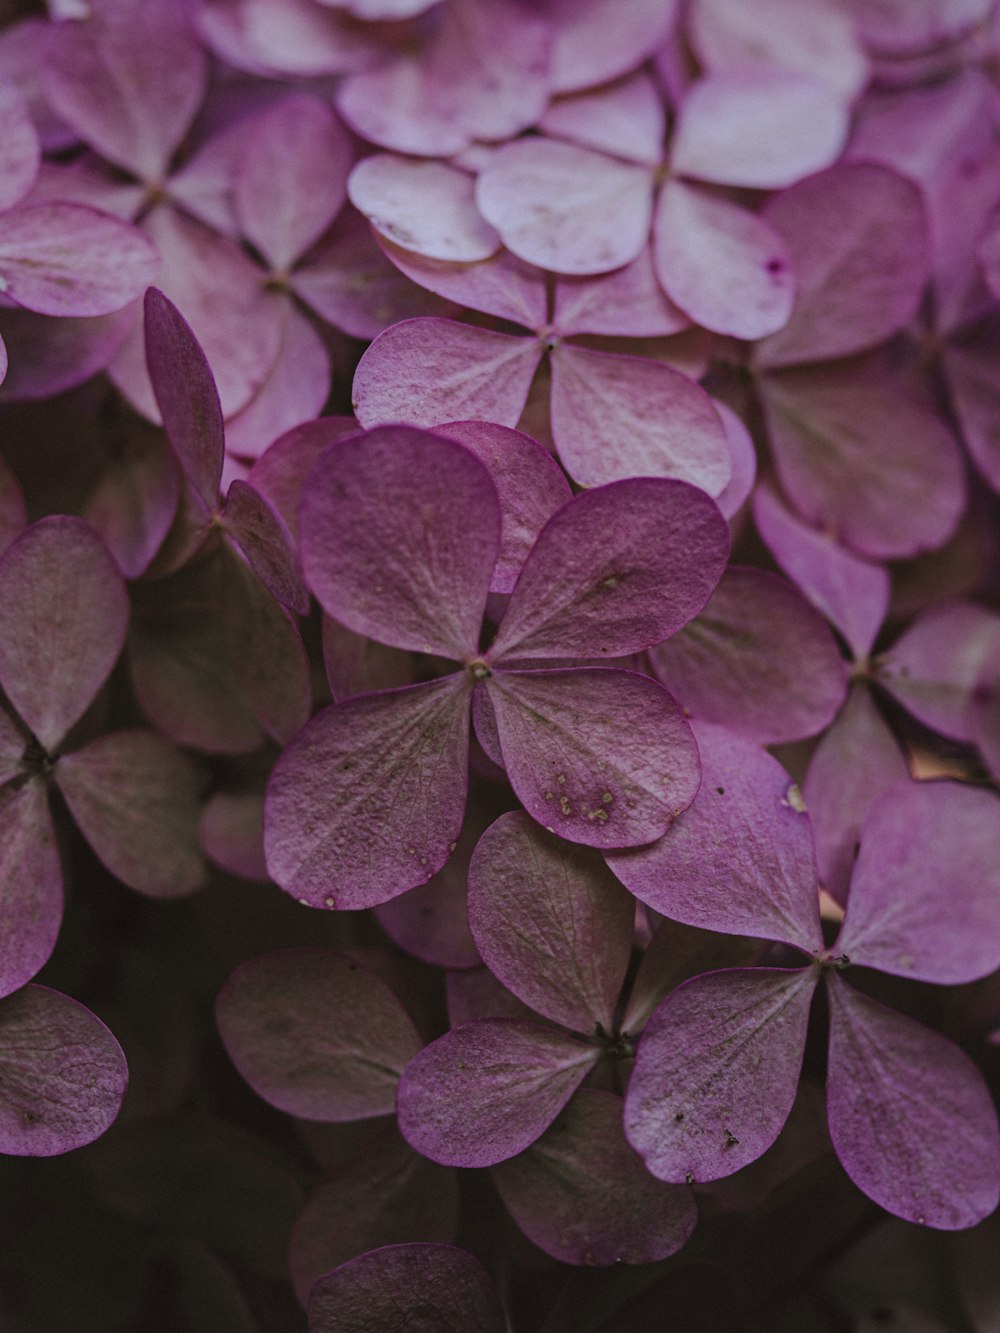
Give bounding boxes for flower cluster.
[1,0,999,1328]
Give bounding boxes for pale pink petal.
[200,790,267,881]
[222,480,308,616]
[377,240,547,328]
[547,0,680,94]
[760,363,966,560]
[0,516,128,750]
[802,683,909,904]
[475,138,653,276]
[337,55,468,158]
[434,420,572,594]
[492,1089,697,1266]
[654,180,794,339]
[549,343,732,493]
[487,667,700,849]
[0,304,136,403]
[397,1019,599,1167]
[836,781,1000,984]
[552,245,689,338]
[467,811,635,1032]
[55,730,207,899]
[847,0,994,55]
[264,677,471,910]
[348,156,499,263]
[753,485,889,661]
[301,425,500,659]
[671,69,849,190]
[607,722,824,953]
[0,77,40,212]
[826,974,1000,1229]
[0,203,158,317]
[0,19,77,154]
[491,477,730,662]
[216,949,422,1119]
[625,968,816,1182]
[197,0,378,77]
[649,566,847,744]
[540,71,666,167]
[0,780,62,1000]
[712,399,757,520]
[334,0,436,14]
[0,984,127,1156]
[235,95,352,272]
[43,0,208,180]
[352,318,542,433]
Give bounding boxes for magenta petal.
[216,949,422,1120]
[247,416,358,541]
[235,95,351,273]
[0,780,62,1000]
[755,164,929,370]
[475,138,652,276]
[307,1244,504,1333]
[433,420,572,595]
[848,0,993,55]
[649,566,847,745]
[825,974,1000,1229]
[0,78,39,212]
[348,156,500,263]
[492,1089,697,1266]
[487,668,700,849]
[712,399,757,520]
[802,684,909,905]
[760,364,966,560]
[0,984,127,1156]
[264,677,471,910]
[671,69,848,190]
[467,811,635,1032]
[625,967,815,1183]
[143,287,224,514]
[836,781,1000,985]
[607,722,824,953]
[352,317,542,434]
[548,0,679,94]
[753,485,889,662]
[43,0,208,180]
[198,0,377,77]
[55,730,206,900]
[553,244,689,338]
[0,517,128,750]
[876,602,1000,741]
[397,1019,598,1167]
[301,425,500,659]
[654,180,794,340]
[0,204,159,317]
[222,481,308,616]
[492,478,729,662]
[549,344,732,494]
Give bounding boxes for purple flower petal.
[468,811,635,1032]
[322,616,414,702]
[144,287,224,514]
[802,684,909,905]
[847,0,993,55]
[348,156,500,263]
[552,244,689,338]
[81,419,180,579]
[200,791,267,881]
[493,1088,697,1265]
[352,318,542,434]
[264,677,471,910]
[549,344,732,493]
[625,967,816,1183]
[712,399,757,520]
[649,566,847,745]
[0,705,22,786]
[540,71,666,167]
[475,138,653,276]
[486,667,700,849]
[0,203,159,317]
[307,1244,504,1333]
[876,602,1000,741]
[491,478,730,662]
[222,481,308,616]
[337,54,470,158]
[753,485,889,662]
[547,0,679,94]
[397,1019,598,1167]
[825,973,1000,1229]
[755,164,929,370]
[198,0,377,77]
[43,0,208,181]
[377,240,547,328]
[836,781,1000,984]
[760,363,966,560]
[0,77,40,212]
[970,663,1000,783]
[216,949,422,1120]
[0,304,136,403]
[607,722,824,953]
[55,729,206,900]
[433,420,572,595]
[235,94,351,273]
[942,336,1000,495]
[653,180,794,339]
[0,780,62,1000]
[247,416,358,541]
[0,984,127,1156]
[301,425,500,659]
[0,516,128,751]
